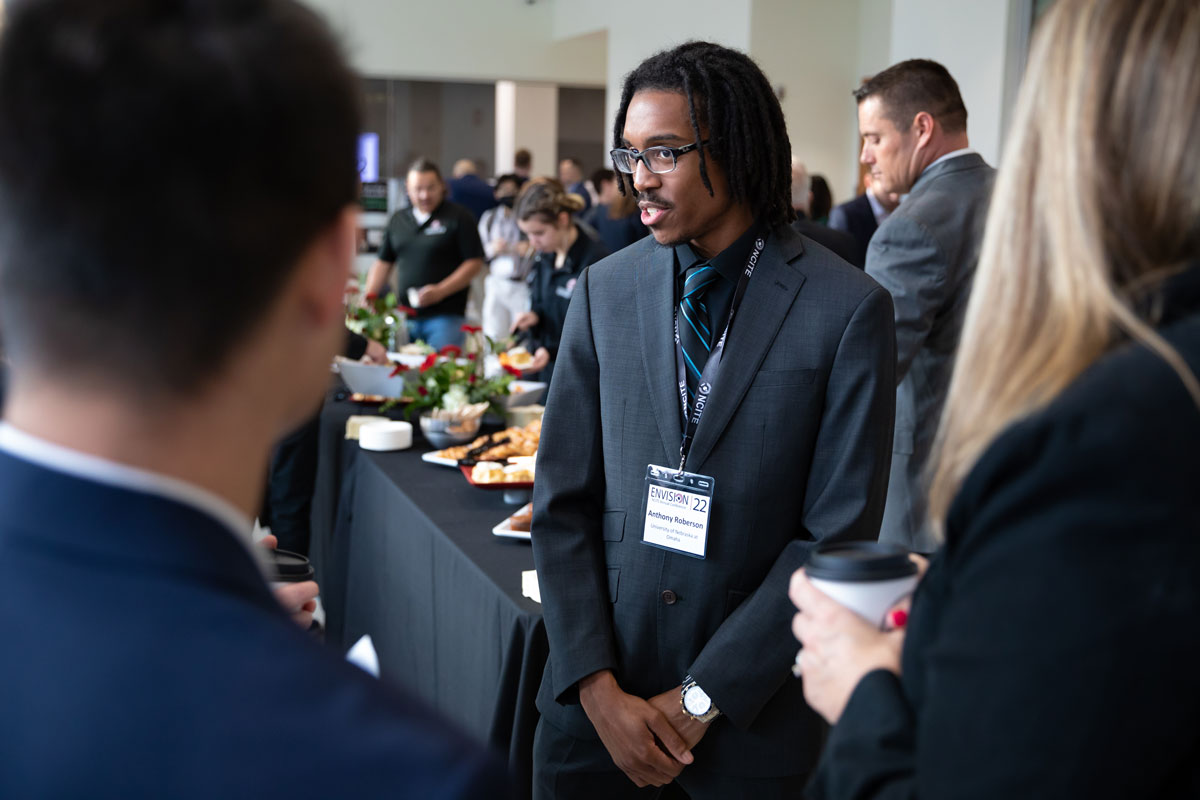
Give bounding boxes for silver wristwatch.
[681,675,721,723]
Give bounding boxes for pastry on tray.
[468,461,533,485]
[508,503,533,532]
[435,419,541,463]
[502,464,534,483]
[470,462,505,483]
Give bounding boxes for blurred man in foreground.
[0,1,503,796]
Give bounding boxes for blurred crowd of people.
[361,151,648,377]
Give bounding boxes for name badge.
[640,465,714,559]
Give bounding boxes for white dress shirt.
[926,147,977,171]
[866,188,893,226]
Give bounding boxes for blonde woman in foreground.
[790,0,1200,796]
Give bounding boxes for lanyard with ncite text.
[672,232,766,474]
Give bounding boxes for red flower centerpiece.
[345,288,413,348]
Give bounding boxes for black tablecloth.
[310,392,546,797]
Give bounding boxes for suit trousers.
[533,717,808,800]
[261,412,322,556]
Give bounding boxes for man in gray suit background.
[856,60,996,554]
[530,41,896,798]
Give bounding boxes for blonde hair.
[928,0,1200,532]
[514,177,585,224]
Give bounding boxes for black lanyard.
[673,233,766,473]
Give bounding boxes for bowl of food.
[484,346,539,379]
[502,346,536,371]
[418,413,483,450]
[334,357,407,398]
[494,380,547,410]
[506,403,545,428]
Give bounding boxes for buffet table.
[309,392,546,796]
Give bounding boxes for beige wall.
[751,0,864,201]
[494,81,557,179]
[302,0,606,86]
[890,0,1017,168]
[554,0,754,159]
[306,0,1026,203]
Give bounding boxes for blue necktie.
[679,263,717,409]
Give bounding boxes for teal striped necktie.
[679,262,717,408]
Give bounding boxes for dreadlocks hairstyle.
[612,41,795,228]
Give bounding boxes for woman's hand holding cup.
[788,544,926,724]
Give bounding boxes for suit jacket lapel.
[635,243,684,464]
[685,227,807,471]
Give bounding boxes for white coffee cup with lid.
[804,541,919,628]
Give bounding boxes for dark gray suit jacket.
[829,193,878,260]
[531,224,896,777]
[866,152,995,553]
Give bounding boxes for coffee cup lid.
[806,541,917,581]
[269,548,314,582]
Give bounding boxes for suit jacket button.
[661,589,677,605]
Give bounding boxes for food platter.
[492,502,533,540]
[420,451,459,468]
[459,464,533,490]
[492,518,532,541]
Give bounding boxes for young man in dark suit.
[530,41,896,798]
[0,2,503,796]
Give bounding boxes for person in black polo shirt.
[364,158,485,349]
[510,178,608,388]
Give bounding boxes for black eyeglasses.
[610,140,708,175]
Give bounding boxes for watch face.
[683,685,712,716]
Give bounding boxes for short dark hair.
[612,41,794,228]
[853,59,968,134]
[407,158,443,180]
[590,168,615,188]
[0,0,360,395]
[514,148,532,169]
[810,175,833,221]
[494,173,522,191]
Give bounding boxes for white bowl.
[335,357,407,397]
[496,380,547,409]
[506,404,545,428]
[388,352,430,371]
[418,414,482,449]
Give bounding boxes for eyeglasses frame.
[609,139,710,175]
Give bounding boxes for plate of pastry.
[460,458,534,489]
[420,451,459,468]
[492,502,533,541]
[423,420,541,467]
